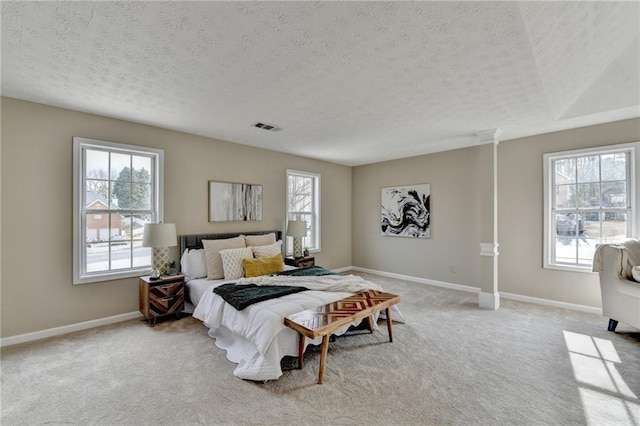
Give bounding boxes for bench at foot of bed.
[284,290,400,384]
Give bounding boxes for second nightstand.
[284,256,315,268]
[139,275,185,327]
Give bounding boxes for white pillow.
[632,266,640,282]
[219,246,254,280]
[180,248,207,281]
[244,233,277,247]
[202,235,246,279]
[251,240,283,258]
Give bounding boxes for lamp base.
[293,237,303,259]
[152,247,169,274]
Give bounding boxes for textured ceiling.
[2,1,639,166]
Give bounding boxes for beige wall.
[0,97,352,338]
[352,146,484,286]
[352,118,640,309]
[498,118,640,307]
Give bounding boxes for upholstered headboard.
[179,230,282,256]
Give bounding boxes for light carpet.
[2,273,639,425]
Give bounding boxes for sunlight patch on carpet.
[564,330,639,425]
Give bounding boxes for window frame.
[286,169,321,255]
[73,137,164,284]
[543,142,638,272]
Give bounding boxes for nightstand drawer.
[149,282,183,300]
[298,260,314,268]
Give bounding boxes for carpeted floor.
[1,272,639,425]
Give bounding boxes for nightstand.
[284,256,315,268]
[139,275,185,327]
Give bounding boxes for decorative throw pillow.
[184,249,207,280]
[244,233,277,247]
[202,236,246,280]
[243,254,284,278]
[251,240,283,258]
[632,266,640,283]
[219,246,254,280]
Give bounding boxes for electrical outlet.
[450,265,456,273]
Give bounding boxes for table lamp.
[286,220,307,259]
[143,223,177,279]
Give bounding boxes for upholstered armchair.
[595,243,640,331]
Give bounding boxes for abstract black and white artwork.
[209,181,263,222]
[381,184,430,238]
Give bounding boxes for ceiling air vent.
[253,122,281,132]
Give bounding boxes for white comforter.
[192,274,404,381]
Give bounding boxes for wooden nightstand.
[139,275,185,327]
[284,256,315,268]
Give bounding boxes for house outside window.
[286,170,320,255]
[543,143,637,271]
[73,137,164,284]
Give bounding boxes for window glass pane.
[132,156,151,183]
[576,182,600,208]
[85,149,109,178]
[555,158,576,184]
[85,184,110,209]
[289,176,312,212]
[555,184,576,209]
[86,212,110,242]
[131,183,151,209]
[554,236,577,264]
[556,213,583,236]
[602,212,628,243]
[577,156,600,183]
[602,182,626,208]
[582,212,600,240]
[111,153,131,180]
[111,180,130,209]
[601,153,626,181]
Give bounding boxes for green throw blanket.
[214,266,337,310]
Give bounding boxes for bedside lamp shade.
[143,223,177,277]
[286,220,307,259]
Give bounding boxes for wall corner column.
[476,129,501,310]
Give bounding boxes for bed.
[181,230,403,382]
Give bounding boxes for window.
[73,137,164,284]
[544,143,637,271]
[286,170,320,254]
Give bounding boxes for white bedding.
[191,274,405,381]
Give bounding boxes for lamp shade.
[142,223,177,248]
[286,220,307,238]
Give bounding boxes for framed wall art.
[208,181,263,222]
[381,183,430,238]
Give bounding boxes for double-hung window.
[73,137,164,284]
[544,143,637,271]
[286,170,320,255]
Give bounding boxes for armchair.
[595,243,640,331]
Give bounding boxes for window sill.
[543,264,596,274]
[74,268,152,285]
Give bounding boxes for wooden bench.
[284,290,400,384]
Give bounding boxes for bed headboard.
[179,230,282,256]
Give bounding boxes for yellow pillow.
[243,254,284,278]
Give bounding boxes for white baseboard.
[350,266,480,294]
[0,311,143,348]
[348,266,602,315]
[500,292,602,315]
[332,266,353,274]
